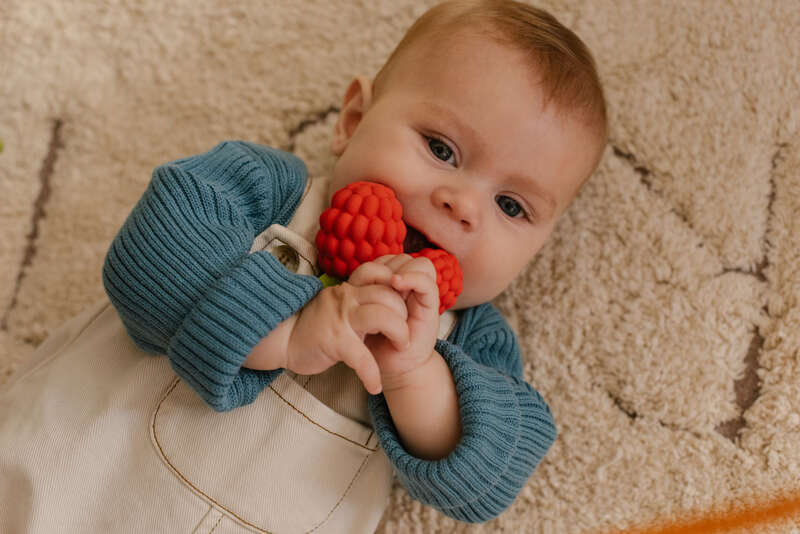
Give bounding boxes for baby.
[0,1,606,532]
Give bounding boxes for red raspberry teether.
[315,181,463,314]
[316,181,405,279]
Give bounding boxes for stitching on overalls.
[308,453,373,533]
[207,513,224,534]
[267,385,377,451]
[151,378,276,534]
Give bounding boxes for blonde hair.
[373,0,607,141]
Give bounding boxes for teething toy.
[315,181,463,314]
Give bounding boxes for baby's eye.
[496,195,526,219]
[426,136,456,165]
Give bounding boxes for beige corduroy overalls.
[0,176,457,534]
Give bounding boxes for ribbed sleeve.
[102,141,322,411]
[368,303,557,523]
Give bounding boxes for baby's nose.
[432,186,480,231]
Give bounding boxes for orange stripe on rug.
[597,490,800,534]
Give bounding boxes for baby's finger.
[351,304,411,351]
[396,255,436,278]
[376,253,415,272]
[337,342,383,395]
[349,261,394,287]
[372,254,407,265]
[390,271,439,310]
[353,284,407,320]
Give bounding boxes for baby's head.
[329,0,606,309]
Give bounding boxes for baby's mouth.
[403,224,436,253]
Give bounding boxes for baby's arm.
[348,255,462,460]
[103,142,322,411]
[367,303,557,523]
[377,348,462,460]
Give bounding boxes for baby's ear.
[331,76,373,156]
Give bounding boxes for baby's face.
[330,29,600,309]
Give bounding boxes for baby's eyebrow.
[418,101,487,154]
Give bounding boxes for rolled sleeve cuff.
[168,251,322,411]
[368,338,557,522]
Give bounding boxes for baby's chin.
[452,276,514,310]
[448,288,487,311]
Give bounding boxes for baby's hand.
[349,255,440,390]
[284,282,410,395]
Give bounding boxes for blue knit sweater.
[102,141,557,523]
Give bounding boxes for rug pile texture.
[1,1,799,532]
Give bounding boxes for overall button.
[273,244,300,271]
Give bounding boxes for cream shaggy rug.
[2,1,799,533]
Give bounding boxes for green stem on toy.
[319,273,343,287]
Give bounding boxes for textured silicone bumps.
[315,181,463,314]
[316,181,405,278]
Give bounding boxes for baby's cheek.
[461,267,510,308]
